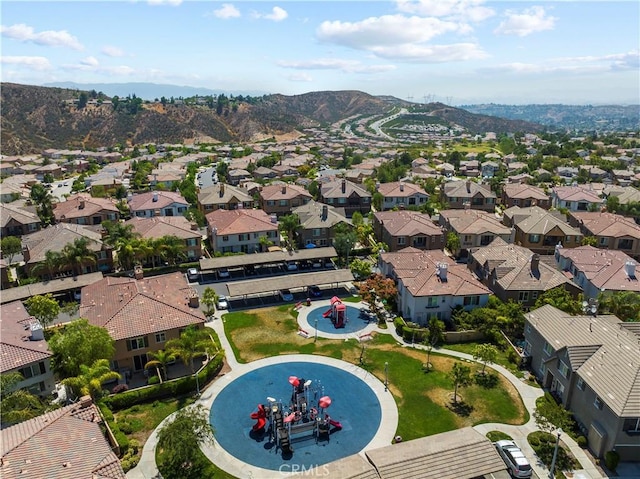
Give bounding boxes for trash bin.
[306,298,311,306]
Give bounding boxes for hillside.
[1,83,544,156]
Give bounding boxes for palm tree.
[144,349,175,382]
[102,220,138,247]
[158,235,186,266]
[166,326,216,395]
[61,359,121,400]
[278,213,301,250]
[31,250,63,280]
[61,237,97,276]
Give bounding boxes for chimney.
[134,264,144,280]
[30,321,44,341]
[341,179,346,194]
[531,253,540,272]
[152,192,159,202]
[399,182,404,192]
[437,262,448,281]
[322,205,328,220]
[282,186,287,194]
[190,223,199,231]
[219,183,225,197]
[466,180,471,193]
[188,289,199,308]
[270,214,278,224]
[79,395,93,408]
[79,199,85,209]
[625,261,637,279]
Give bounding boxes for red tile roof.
[205,208,277,236]
[127,191,188,212]
[53,193,118,221]
[0,301,52,373]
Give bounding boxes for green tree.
[599,291,640,321]
[157,405,215,479]
[424,318,445,371]
[201,287,218,317]
[445,232,461,255]
[472,343,498,374]
[0,372,47,425]
[31,250,63,280]
[144,349,176,382]
[450,362,472,404]
[258,234,274,252]
[350,258,372,280]
[1,236,22,264]
[30,183,55,226]
[48,319,115,378]
[605,194,620,213]
[157,235,186,266]
[78,92,88,108]
[333,224,357,267]
[61,359,120,400]
[534,394,574,433]
[581,236,597,246]
[102,220,138,247]
[166,326,215,394]
[534,287,583,315]
[278,214,301,249]
[25,293,60,329]
[61,237,97,276]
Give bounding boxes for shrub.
[147,375,160,385]
[576,435,587,448]
[112,384,129,394]
[529,436,540,447]
[394,316,406,335]
[605,450,620,472]
[114,429,130,453]
[118,421,133,434]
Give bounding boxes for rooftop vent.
[625,261,637,279]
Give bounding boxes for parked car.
[187,268,199,281]
[494,440,533,478]
[307,285,322,297]
[285,261,298,271]
[216,295,229,310]
[218,268,230,278]
[279,289,294,301]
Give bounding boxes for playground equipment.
[322,296,347,328]
[247,374,343,456]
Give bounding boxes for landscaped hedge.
[394,316,406,335]
[102,354,224,411]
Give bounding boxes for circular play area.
[209,360,383,471]
[307,302,374,334]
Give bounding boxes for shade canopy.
[288,376,300,387]
[319,396,332,409]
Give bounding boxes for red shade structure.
[288,376,300,387]
[319,396,332,409]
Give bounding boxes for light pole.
[384,362,389,392]
[315,318,318,343]
[548,428,563,479]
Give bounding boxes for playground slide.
[325,415,342,429]
[252,417,266,431]
[322,308,332,318]
[250,404,267,431]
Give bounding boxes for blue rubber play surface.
[307,304,373,334]
[210,361,382,470]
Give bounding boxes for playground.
[296,297,379,338]
[202,355,397,477]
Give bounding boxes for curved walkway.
[127,306,605,479]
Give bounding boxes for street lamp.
[548,428,563,479]
[315,318,318,343]
[384,362,389,392]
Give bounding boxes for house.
[0,258,10,289]
[377,181,429,211]
[259,184,312,217]
[253,166,278,180]
[227,168,252,185]
[197,183,254,214]
[503,206,582,255]
[0,301,55,397]
[1,396,126,478]
[468,238,581,308]
[320,179,372,217]
[373,211,444,252]
[523,304,640,461]
[438,209,512,259]
[206,208,279,254]
[80,272,205,374]
[555,245,640,299]
[0,201,41,237]
[127,191,189,218]
[53,193,120,225]
[292,200,352,249]
[379,247,491,326]
[442,180,497,212]
[34,163,63,181]
[125,216,203,261]
[481,161,501,178]
[556,166,579,182]
[551,185,603,212]
[502,184,551,209]
[568,211,640,259]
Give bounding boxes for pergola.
[199,246,338,272]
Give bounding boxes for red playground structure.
[322,296,347,328]
[250,403,267,431]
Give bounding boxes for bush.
[529,436,540,447]
[114,429,130,453]
[118,421,133,434]
[576,435,587,448]
[147,375,160,385]
[394,316,406,335]
[605,450,620,472]
[112,384,129,394]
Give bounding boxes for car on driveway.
[494,440,533,478]
[279,289,294,302]
[187,268,199,281]
[216,295,229,310]
[218,268,230,279]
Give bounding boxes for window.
[279,199,287,206]
[543,341,553,355]
[426,296,438,308]
[618,238,633,250]
[529,234,540,243]
[577,377,586,391]
[18,361,47,379]
[463,296,480,306]
[539,363,546,377]
[518,291,529,302]
[186,238,197,246]
[526,323,531,333]
[238,234,246,241]
[532,291,539,301]
[398,237,406,245]
[313,228,321,237]
[267,200,275,206]
[222,235,229,242]
[599,237,609,246]
[155,332,166,343]
[558,361,569,378]
[338,198,346,204]
[594,396,603,410]
[127,336,149,351]
[623,418,640,433]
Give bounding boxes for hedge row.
[97,401,129,454]
[102,354,224,411]
[393,316,429,343]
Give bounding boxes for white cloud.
[1,23,83,50]
[80,56,99,67]
[287,72,313,82]
[147,0,182,6]
[212,4,240,19]
[0,55,52,71]
[371,42,487,62]
[395,0,495,22]
[278,58,396,74]
[494,6,556,37]
[101,46,125,57]
[251,6,288,22]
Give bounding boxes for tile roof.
[0,301,52,373]
[558,246,640,292]
[206,208,278,236]
[0,201,40,228]
[377,181,429,198]
[470,238,574,292]
[570,211,640,239]
[259,183,311,201]
[1,399,126,479]
[365,427,507,479]
[79,272,205,341]
[508,207,581,235]
[526,304,640,416]
[292,200,351,229]
[53,194,119,221]
[443,180,496,199]
[439,209,511,236]
[127,191,188,212]
[321,179,371,199]
[503,183,550,200]
[552,185,602,203]
[198,183,253,205]
[21,223,105,264]
[125,216,200,240]
[375,211,442,237]
[380,248,490,297]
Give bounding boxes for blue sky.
[1,1,639,105]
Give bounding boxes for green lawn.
[443,342,525,378]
